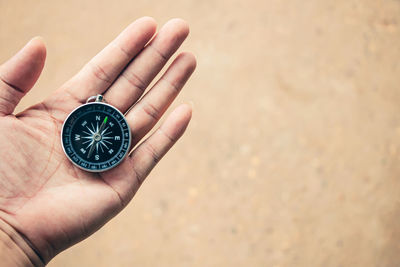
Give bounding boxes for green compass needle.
[99,116,108,133]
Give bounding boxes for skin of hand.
[0,17,196,265]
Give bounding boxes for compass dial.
[61,102,131,172]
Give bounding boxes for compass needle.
[87,140,96,159]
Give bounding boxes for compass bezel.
[61,102,131,172]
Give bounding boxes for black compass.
[61,95,131,172]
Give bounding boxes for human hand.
[0,17,195,265]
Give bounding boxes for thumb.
[0,37,46,115]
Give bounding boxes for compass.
[61,95,131,172]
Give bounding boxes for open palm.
[0,17,195,265]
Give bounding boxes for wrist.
[0,219,44,267]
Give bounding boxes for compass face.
[61,102,131,172]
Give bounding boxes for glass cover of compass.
[61,102,131,172]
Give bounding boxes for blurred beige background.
[1,0,400,266]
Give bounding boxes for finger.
[99,104,192,206]
[130,103,192,184]
[0,37,46,115]
[61,17,157,103]
[103,18,189,113]
[126,52,196,148]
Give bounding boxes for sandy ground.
[1,0,400,266]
